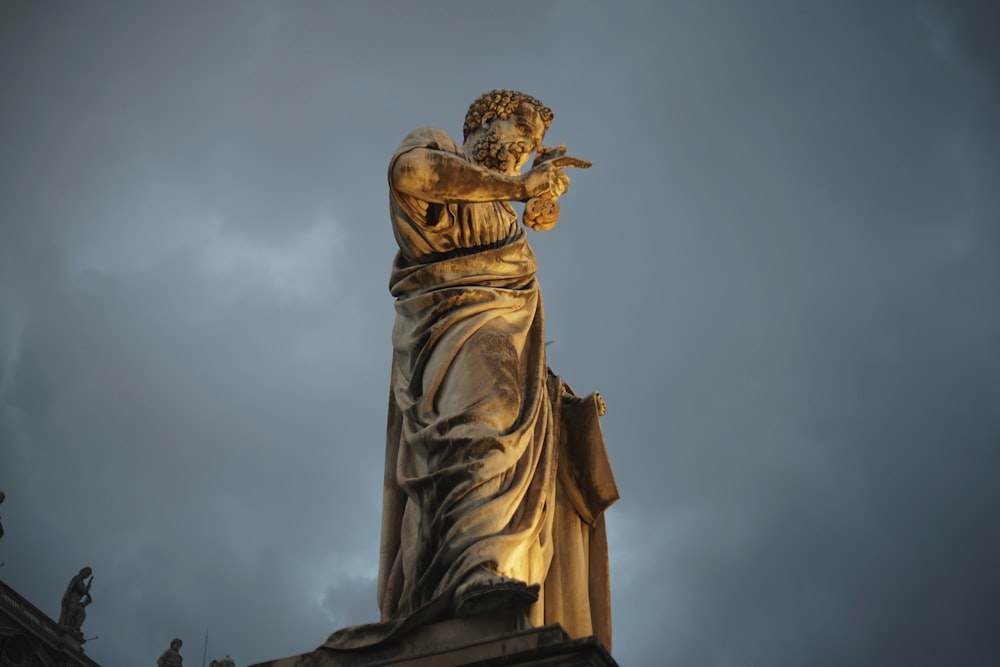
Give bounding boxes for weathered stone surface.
[256,91,619,667]
[325,89,617,655]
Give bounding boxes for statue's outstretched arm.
[392,148,570,204]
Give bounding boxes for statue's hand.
[524,197,560,232]
[523,161,571,201]
[522,146,591,232]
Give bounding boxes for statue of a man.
[157,638,183,667]
[58,566,93,635]
[325,90,618,651]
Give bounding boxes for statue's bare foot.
[453,566,539,617]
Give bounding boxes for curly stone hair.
[463,89,554,142]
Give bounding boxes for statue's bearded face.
[471,103,546,175]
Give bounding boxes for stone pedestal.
[249,614,618,667]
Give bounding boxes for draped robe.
[324,127,618,651]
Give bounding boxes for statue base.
[249,613,618,667]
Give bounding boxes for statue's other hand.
[524,197,560,231]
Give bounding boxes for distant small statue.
[58,566,93,634]
[157,638,183,667]
[211,655,235,667]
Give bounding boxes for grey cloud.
[2,2,998,666]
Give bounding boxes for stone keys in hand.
[522,144,591,232]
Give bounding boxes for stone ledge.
[249,616,618,667]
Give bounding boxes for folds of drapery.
[324,233,618,652]
[544,376,619,651]
[384,230,554,619]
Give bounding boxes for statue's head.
[80,566,93,577]
[463,90,553,174]
[463,90,553,141]
[171,638,183,650]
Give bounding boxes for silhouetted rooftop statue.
[158,638,183,667]
[58,566,93,636]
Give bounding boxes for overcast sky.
[1,2,999,666]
